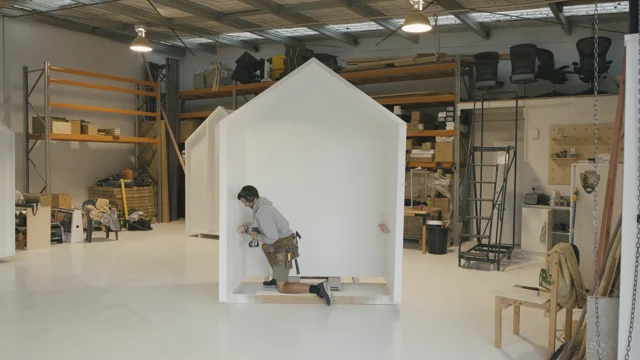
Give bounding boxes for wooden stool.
[494,254,573,358]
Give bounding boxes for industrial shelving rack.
[175,57,472,244]
[23,62,162,213]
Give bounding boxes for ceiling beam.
[151,0,304,48]
[70,0,260,51]
[435,0,489,40]
[340,1,418,44]
[169,0,388,23]
[239,0,359,46]
[549,2,572,36]
[8,11,187,57]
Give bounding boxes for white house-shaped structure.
[185,107,232,236]
[218,59,406,304]
[0,122,15,259]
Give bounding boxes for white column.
[620,33,640,359]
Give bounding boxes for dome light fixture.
[402,0,433,33]
[130,25,152,52]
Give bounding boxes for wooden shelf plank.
[406,161,453,169]
[376,94,455,106]
[407,130,456,137]
[29,133,159,144]
[179,61,459,100]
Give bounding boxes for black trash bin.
[427,226,449,255]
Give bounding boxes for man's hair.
[237,185,259,201]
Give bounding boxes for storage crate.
[88,186,157,217]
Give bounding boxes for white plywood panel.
[219,59,405,303]
[620,33,639,359]
[185,107,232,237]
[0,123,15,258]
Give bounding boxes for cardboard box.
[51,193,72,209]
[421,142,433,150]
[432,197,450,220]
[32,116,66,134]
[81,123,98,135]
[406,139,417,150]
[180,119,203,139]
[23,194,52,207]
[411,111,421,121]
[193,71,206,89]
[408,155,434,163]
[52,121,72,134]
[68,120,82,134]
[435,142,454,162]
[15,233,26,250]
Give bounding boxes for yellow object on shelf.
[271,55,285,70]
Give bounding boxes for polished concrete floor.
[0,222,552,360]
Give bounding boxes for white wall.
[1,17,168,207]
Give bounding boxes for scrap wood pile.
[558,216,622,360]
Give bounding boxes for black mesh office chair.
[535,48,571,97]
[473,52,503,99]
[510,44,538,97]
[572,36,612,95]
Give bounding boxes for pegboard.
[548,123,623,185]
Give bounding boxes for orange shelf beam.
[30,133,159,144]
[376,94,455,105]
[406,162,453,169]
[50,78,156,97]
[407,130,456,137]
[49,102,157,117]
[49,66,157,87]
[179,61,459,100]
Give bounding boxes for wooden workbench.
[404,207,441,254]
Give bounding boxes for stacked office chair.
[535,48,571,97]
[473,52,503,99]
[572,36,613,95]
[509,44,538,97]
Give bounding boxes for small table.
[404,207,441,254]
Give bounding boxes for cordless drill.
[246,227,260,248]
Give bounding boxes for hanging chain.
[624,27,640,360]
[592,1,603,359]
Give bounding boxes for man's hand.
[236,222,252,234]
[250,231,259,241]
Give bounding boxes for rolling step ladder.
[458,146,516,271]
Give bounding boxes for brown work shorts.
[262,234,297,282]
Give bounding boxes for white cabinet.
[521,205,571,255]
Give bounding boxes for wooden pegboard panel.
[548,123,623,185]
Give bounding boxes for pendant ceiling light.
[402,0,433,33]
[130,25,152,52]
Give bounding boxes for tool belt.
[264,234,300,270]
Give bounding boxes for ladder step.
[467,198,494,202]
[465,216,492,220]
[470,181,496,184]
[460,234,490,239]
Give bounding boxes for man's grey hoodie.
[251,197,293,244]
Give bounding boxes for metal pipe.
[44,61,51,194]
[630,0,639,34]
[23,66,29,193]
